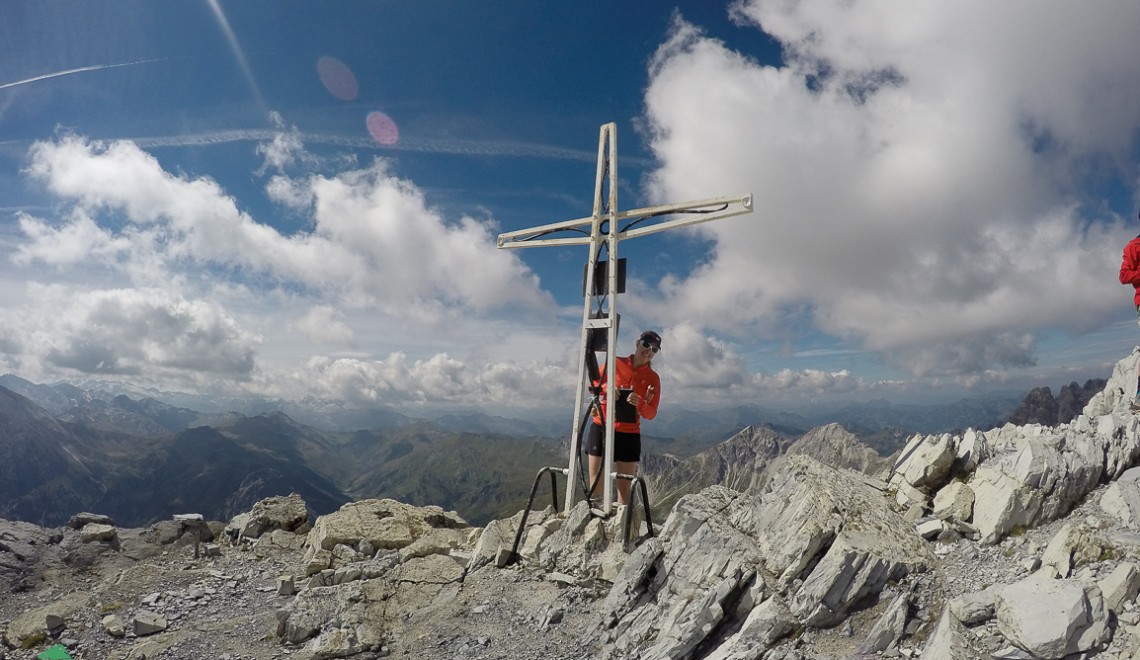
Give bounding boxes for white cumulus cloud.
[6,132,563,402]
[639,3,1140,383]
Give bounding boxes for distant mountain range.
[1005,379,1107,427]
[0,373,1032,439]
[0,373,1103,529]
[0,378,565,528]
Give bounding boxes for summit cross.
[497,122,753,516]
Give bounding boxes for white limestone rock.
[79,522,117,543]
[921,606,973,659]
[893,479,928,508]
[995,573,1110,659]
[253,528,307,556]
[280,551,462,649]
[917,519,946,539]
[132,609,168,636]
[467,512,524,572]
[601,537,664,628]
[101,613,125,638]
[598,456,933,658]
[232,493,311,540]
[968,431,1104,545]
[857,590,909,653]
[1082,346,1140,417]
[302,498,470,569]
[1096,413,1140,481]
[699,594,796,660]
[530,500,630,581]
[1100,467,1140,527]
[67,512,114,529]
[641,568,755,660]
[1098,561,1140,615]
[932,480,975,522]
[948,585,1001,625]
[304,626,367,659]
[519,507,564,560]
[954,428,990,474]
[1040,523,1110,579]
[888,432,958,493]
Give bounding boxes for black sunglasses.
[640,340,660,354]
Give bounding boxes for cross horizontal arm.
[617,194,752,241]
[496,194,753,249]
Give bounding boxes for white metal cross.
[497,122,753,516]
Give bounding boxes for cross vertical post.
[559,123,620,515]
[497,122,753,516]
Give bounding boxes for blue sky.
[2,2,1140,414]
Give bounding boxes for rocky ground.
[0,490,1121,660]
[0,514,613,660]
[12,346,1140,660]
[4,478,1140,659]
[910,484,1140,659]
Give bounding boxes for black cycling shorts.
[585,423,641,463]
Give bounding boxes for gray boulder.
[101,613,125,638]
[67,512,114,529]
[132,609,168,636]
[279,552,465,651]
[1100,466,1140,527]
[227,492,311,541]
[968,423,1119,544]
[276,498,479,651]
[596,456,933,659]
[1097,561,1140,615]
[1040,522,1110,579]
[881,348,1140,549]
[1082,346,1140,417]
[948,585,1001,625]
[921,606,974,659]
[994,573,1110,659]
[4,595,90,649]
[888,432,958,494]
[857,590,909,653]
[0,518,60,593]
[527,500,633,582]
[302,498,468,566]
[932,480,975,522]
[79,522,117,543]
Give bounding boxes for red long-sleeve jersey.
[1120,235,1140,307]
[591,355,660,434]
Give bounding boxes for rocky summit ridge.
[8,350,1140,659]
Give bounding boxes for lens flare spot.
[367,111,399,145]
[317,56,358,101]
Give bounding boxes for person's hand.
[626,390,641,407]
[645,385,656,404]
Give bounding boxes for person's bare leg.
[615,461,637,504]
[587,454,603,499]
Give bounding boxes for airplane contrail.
[132,129,651,166]
[0,59,170,92]
[3,126,650,166]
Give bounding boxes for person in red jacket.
[586,330,662,505]
[1119,214,1140,411]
